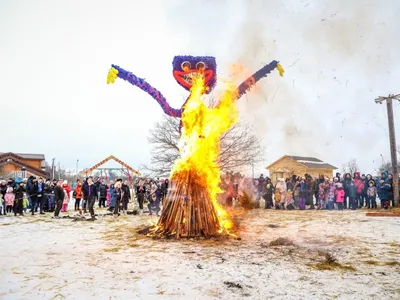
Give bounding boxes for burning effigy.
[107,56,283,238]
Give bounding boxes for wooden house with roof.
[0,152,46,178]
[266,155,338,184]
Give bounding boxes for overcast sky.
[1,0,399,176]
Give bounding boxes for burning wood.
[139,64,278,239]
[152,170,224,238]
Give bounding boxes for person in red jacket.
[74,179,83,211]
[353,172,365,209]
[61,180,71,212]
[335,183,345,210]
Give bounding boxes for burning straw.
[140,72,240,238]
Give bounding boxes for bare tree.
[341,159,359,175]
[378,160,400,174]
[143,115,264,177]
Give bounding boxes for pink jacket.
[335,189,345,203]
[5,192,15,206]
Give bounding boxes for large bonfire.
[151,76,239,238]
[107,56,283,238]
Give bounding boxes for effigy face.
[172,55,217,94]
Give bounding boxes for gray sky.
[1,0,399,176]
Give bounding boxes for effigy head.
[172,55,216,94]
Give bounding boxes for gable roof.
[0,152,45,160]
[266,155,338,170]
[0,153,46,177]
[287,156,323,163]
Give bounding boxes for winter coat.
[367,186,377,197]
[99,184,107,198]
[5,192,15,206]
[110,188,121,206]
[299,182,307,198]
[265,182,274,195]
[343,173,352,193]
[136,185,146,194]
[0,183,7,199]
[348,182,357,198]
[335,188,345,203]
[54,186,65,202]
[61,184,71,199]
[26,178,37,195]
[376,171,389,197]
[327,183,336,201]
[121,184,131,201]
[74,184,83,199]
[354,172,364,194]
[63,189,69,204]
[318,183,326,200]
[286,181,294,192]
[83,184,97,198]
[364,175,373,193]
[82,182,89,198]
[44,184,55,196]
[379,182,391,200]
[387,178,394,200]
[14,185,25,201]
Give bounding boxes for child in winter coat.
[317,180,327,210]
[5,187,15,213]
[335,183,345,210]
[378,179,391,209]
[366,180,377,209]
[61,180,70,212]
[327,179,336,210]
[286,191,295,210]
[23,196,28,213]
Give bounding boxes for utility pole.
[52,158,55,179]
[76,159,79,180]
[375,94,400,207]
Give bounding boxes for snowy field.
[1,208,399,300]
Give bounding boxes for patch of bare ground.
[269,237,295,247]
[309,251,356,272]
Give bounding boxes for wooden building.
[266,155,337,183]
[0,152,46,178]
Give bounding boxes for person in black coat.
[136,180,146,213]
[85,177,98,220]
[28,177,38,215]
[82,178,89,213]
[348,180,358,210]
[263,178,274,209]
[54,180,65,218]
[44,180,55,212]
[0,180,7,215]
[14,182,25,216]
[37,177,46,214]
[121,181,131,212]
[98,181,108,208]
[343,173,352,209]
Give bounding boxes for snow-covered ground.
[1,208,399,300]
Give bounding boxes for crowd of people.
[242,171,398,210]
[0,176,170,219]
[1,171,397,218]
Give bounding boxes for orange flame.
[170,75,239,234]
